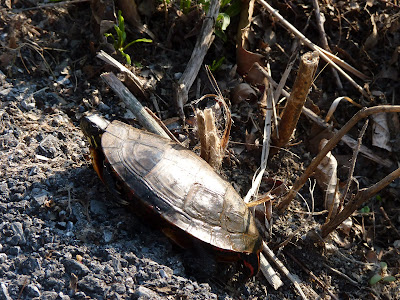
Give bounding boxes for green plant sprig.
[104,10,152,65]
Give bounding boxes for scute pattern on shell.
[101,121,261,254]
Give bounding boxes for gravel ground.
[0,75,228,299]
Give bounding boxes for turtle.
[80,113,262,277]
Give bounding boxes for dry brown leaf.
[232,83,257,104]
[371,112,392,152]
[364,13,378,50]
[314,139,340,217]
[236,46,264,76]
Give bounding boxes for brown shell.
[101,120,262,254]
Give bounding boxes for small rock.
[0,253,6,263]
[62,258,90,276]
[73,291,86,299]
[0,181,9,197]
[31,190,49,207]
[26,284,41,297]
[159,269,168,279]
[8,246,21,256]
[20,95,36,110]
[40,291,58,300]
[103,230,113,243]
[58,291,70,300]
[133,286,162,300]
[78,275,106,294]
[0,282,12,300]
[66,221,74,232]
[98,102,110,112]
[90,199,107,215]
[112,282,126,294]
[10,222,26,245]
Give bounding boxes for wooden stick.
[257,0,369,97]
[100,72,170,139]
[174,0,220,118]
[277,105,400,213]
[97,50,148,99]
[255,63,394,167]
[339,119,369,211]
[311,0,343,89]
[262,242,308,299]
[272,51,319,152]
[321,166,400,237]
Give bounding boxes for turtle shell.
[100,120,262,255]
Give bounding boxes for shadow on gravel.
[12,166,241,298]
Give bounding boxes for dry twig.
[272,51,319,152]
[263,242,309,299]
[321,165,400,237]
[257,0,369,97]
[311,0,343,89]
[277,105,400,213]
[100,72,171,139]
[255,63,393,167]
[339,119,369,211]
[174,0,220,118]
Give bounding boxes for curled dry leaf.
[314,139,340,217]
[371,112,392,152]
[236,45,264,77]
[364,13,378,51]
[232,83,257,104]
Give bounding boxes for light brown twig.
[321,166,400,237]
[339,119,369,212]
[277,105,400,213]
[311,0,343,89]
[174,0,220,118]
[257,0,369,97]
[100,72,171,139]
[272,51,319,152]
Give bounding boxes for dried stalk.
[321,166,400,237]
[196,108,224,169]
[259,253,283,290]
[311,0,343,89]
[257,0,369,97]
[262,242,308,299]
[255,63,393,167]
[277,105,400,213]
[271,51,319,152]
[97,50,148,99]
[100,72,171,139]
[174,0,220,117]
[244,75,273,203]
[339,119,369,210]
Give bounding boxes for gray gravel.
[0,74,272,299]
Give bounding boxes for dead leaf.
[236,46,263,76]
[314,139,340,217]
[364,14,378,50]
[232,83,257,104]
[371,112,392,152]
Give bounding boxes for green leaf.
[221,0,231,8]
[360,206,370,213]
[120,50,131,65]
[380,262,388,270]
[209,57,225,72]
[369,274,382,285]
[217,13,230,31]
[382,276,396,282]
[123,38,152,51]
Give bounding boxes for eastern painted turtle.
[80,114,262,277]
